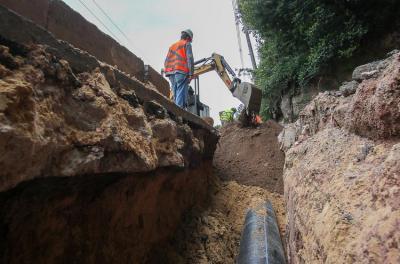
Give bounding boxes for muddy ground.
[151,121,286,264]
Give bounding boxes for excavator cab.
[193,53,262,115]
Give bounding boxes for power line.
[92,0,132,46]
[91,0,156,66]
[76,0,122,43]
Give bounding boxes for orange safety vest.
[255,115,262,124]
[164,39,189,74]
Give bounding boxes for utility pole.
[231,0,257,72]
[243,25,257,70]
[231,0,245,71]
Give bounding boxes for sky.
[62,0,258,124]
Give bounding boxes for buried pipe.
[237,201,286,264]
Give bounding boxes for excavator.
[189,53,262,126]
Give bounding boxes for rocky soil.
[0,43,216,191]
[0,42,217,263]
[280,51,400,263]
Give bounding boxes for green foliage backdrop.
[239,0,400,119]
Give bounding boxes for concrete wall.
[145,65,171,97]
[0,0,170,96]
[0,0,49,27]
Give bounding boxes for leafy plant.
[239,0,400,120]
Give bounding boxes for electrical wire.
[92,0,132,46]
[90,0,156,66]
[76,0,122,43]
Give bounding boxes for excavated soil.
[213,121,285,193]
[151,122,286,264]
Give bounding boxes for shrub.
[239,0,400,119]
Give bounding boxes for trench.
[0,6,286,261]
[0,32,286,263]
[149,121,286,264]
[1,2,399,263]
[0,118,286,264]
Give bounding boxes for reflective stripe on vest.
[164,40,189,73]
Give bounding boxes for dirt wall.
[280,51,400,263]
[0,7,218,262]
[145,64,170,97]
[0,0,49,27]
[0,42,216,192]
[0,0,170,97]
[0,163,212,264]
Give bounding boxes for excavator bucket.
[232,82,262,113]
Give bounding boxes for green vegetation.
[239,0,400,119]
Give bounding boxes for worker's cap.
[181,29,194,40]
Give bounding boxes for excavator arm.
[194,53,239,90]
[193,53,261,114]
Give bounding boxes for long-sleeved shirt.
[185,42,194,76]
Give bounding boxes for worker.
[219,107,237,125]
[255,115,262,124]
[164,29,195,108]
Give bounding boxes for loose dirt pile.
[213,121,285,193]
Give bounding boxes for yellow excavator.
[192,53,262,125]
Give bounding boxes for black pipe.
[237,201,286,264]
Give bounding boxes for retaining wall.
[0,0,170,96]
